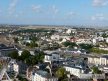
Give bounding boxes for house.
[32,70,58,81]
[44,51,60,63]
[17,61,28,74]
[0,44,16,56]
[88,55,108,66]
[26,66,37,81]
[64,65,85,78]
[76,38,92,44]
[88,56,100,65]
[100,55,108,65]
[51,35,60,41]
[66,29,76,34]
[64,48,82,54]
[7,60,19,73]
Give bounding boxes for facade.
[88,55,108,66]
[64,65,85,78]
[7,60,19,73]
[44,52,60,63]
[26,67,37,81]
[32,70,58,81]
[88,56,100,65]
[0,44,16,56]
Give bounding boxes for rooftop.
[101,55,108,59]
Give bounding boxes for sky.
[0,0,108,26]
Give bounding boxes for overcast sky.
[0,0,108,26]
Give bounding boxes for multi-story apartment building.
[32,70,58,81]
[88,55,108,66]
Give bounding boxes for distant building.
[66,29,76,34]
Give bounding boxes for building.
[88,55,108,66]
[100,55,108,65]
[26,66,37,81]
[66,29,76,34]
[0,44,16,56]
[32,70,58,81]
[17,61,28,74]
[88,56,100,65]
[64,65,85,78]
[7,60,19,73]
[44,52,60,63]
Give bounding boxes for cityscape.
[0,0,108,81]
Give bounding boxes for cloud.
[67,12,77,17]
[8,0,19,15]
[91,14,105,21]
[32,5,42,13]
[65,11,77,19]
[51,5,59,15]
[93,0,108,7]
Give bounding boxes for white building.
[76,39,92,44]
[51,35,60,41]
[44,52,60,63]
[64,65,85,78]
[66,29,76,34]
[32,70,58,81]
[88,55,108,66]
[100,55,108,65]
[105,38,108,43]
[92,38,97,45]
[92,37,104,45]
[8,60,19,73]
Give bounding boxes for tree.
[90,47,108,54]
[25,51,45,66]
[56,67,67,81]
[30,41,38,48]
[79,43,93,50]
[13,37,19,43]
[102,33,108,38]
[20,50,31,61]
[62,41,77,48]
[9,50,19,59]
[91,66,102,74]
[25,56,38,66]
[34,51,45,63]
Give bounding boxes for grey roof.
[101,55,108,59]
[36,70,48,77]
[64,64,85,70]
[0,44,15,50]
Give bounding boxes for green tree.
[20,50,31,61]
[9,50,19,59]
[62,41,77,48]
[56,67,67,81]
[34,51,45,63]
[30,41,38,48]
[90,47,108,54]
[91,66,102,74]
[79,43,93,50]
[25,51,45,66]
[102,33,108,38]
